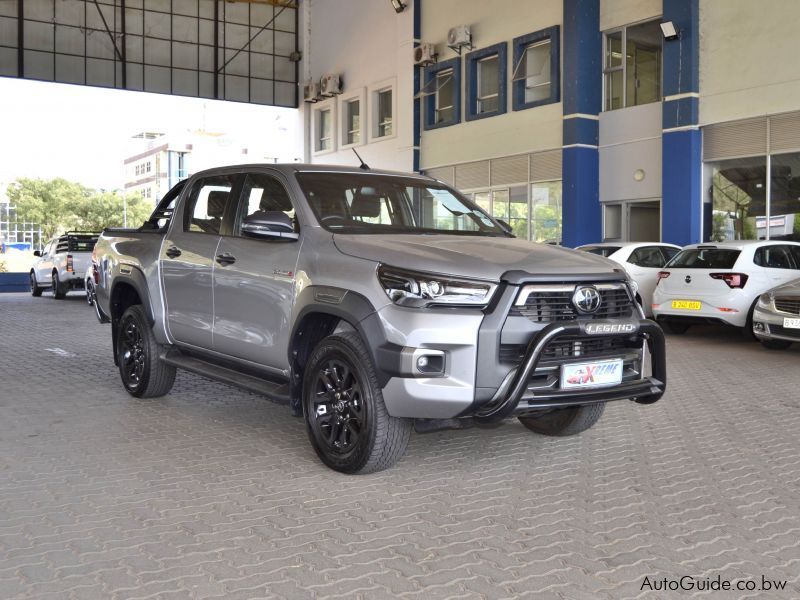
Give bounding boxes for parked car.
[93,164,666,474]
[753,277,800,349]
[652,240,800,335]
[30,232,99,299]
[576,242,681,317]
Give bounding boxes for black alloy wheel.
[119,315,146,392]
[310,357,366,455]
[86,279,95,306]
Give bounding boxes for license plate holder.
[671,300,702,310]
[561,359,624,390]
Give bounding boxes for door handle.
[165,246,182,259]
[215,253,236,266]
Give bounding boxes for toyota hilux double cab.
[31,231,99,298]
[93,164,666,474]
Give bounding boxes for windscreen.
[295,172,506,236]
[667,248,741,269]
[579,245,621,257]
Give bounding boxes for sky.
[0,78,302,191]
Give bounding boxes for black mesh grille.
[499,337,631,365]
[775,297,800,315]
[510,286,635,323]
[768,325,800,340]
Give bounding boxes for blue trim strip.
[563,116,598,146]
[423,57,461,130]
[562,0,601,116]
[465,42,507,122]
[662,129,702,245]
[663,96,698,129]
[511,26,560,111]
[662,0,699,97]
[412,0,421,172]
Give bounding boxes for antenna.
[352,148,370,170]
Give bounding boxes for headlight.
[377,265,497,308]
[757,293,772,308]
[627,279,639,294]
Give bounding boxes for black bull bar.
[473,319,667,423]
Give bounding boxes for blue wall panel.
[662,129,702,245]
[562,147,602,247]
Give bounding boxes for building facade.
[300,0,800,247]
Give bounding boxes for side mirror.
[241,211,299,241]
[33,250,41,257]
[496,218,514,235]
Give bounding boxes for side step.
[161,350,290,405]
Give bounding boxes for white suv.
[652,240,800,335]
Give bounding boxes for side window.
[628,246,665,268]
[236,174,297,239]
[183,175,237,235]
[660,246,680,263]
[760,245,795,269]
[788,245,800,269]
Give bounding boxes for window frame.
[423,57,461,130]
[181,173,241,236]
[512,26,560,111]
[465,42,507,122]
[375,88,393,138]
[232,172,299,240]
[338,88,366,149]
[312,100,336,155]
[602,19,663,112]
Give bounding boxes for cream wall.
[699,0,800,125]
[419,0,562,169]
[599,0,661,31]
[300,0,414,171]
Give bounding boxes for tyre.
[760,338,792,350]
[52,271,66,299]
[86,278,95,306]
[518,402,606,437]
[30,272,42,297]
[303,331,411,474]
[663,320,690,335]
[741,300,758,341]
[116,304,176,398]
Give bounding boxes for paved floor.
[0,292,798,599]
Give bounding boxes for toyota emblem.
[572,285,602,314]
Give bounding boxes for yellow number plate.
[671,300,702,311]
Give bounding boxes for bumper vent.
[500,336,630,366]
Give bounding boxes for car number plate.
[561,359,623,389]
[784,317,800,329]
[671,300,702,310]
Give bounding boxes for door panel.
[161,174,239,349]
[212,172,301,370]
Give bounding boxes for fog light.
[415,353,444,375]
[417,356,428,368]
[753,322,765,332]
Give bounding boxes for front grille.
[500,336,631,365]
[510,283,635,323]
[774,297,800,315]
[768,325,800,340]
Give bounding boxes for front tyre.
[86,278,95,306]
[52,271,67,299]
[303,332,411,474]
[518,402,606,436]
[760,338,792,350]
[116,305,176,398]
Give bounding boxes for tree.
[71,190,151,231]
[7,178,91,239]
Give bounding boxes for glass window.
[236,174,296,239]
[523,40,551,104]
[435,69,454,124]
[754,245,799,269]
[668,248,741,269]
[769,153,800,240]
[603,20,661,111]
[508,186,529,239]
[661,246,680,262]
[629,246,667,268]
[474,191,491,215]
[531,181,562,243]
[183,175,236,235]
[491,189,509,222]
[580,245,622,258]
[708,156,766,241]
[604,204,622,240]
[317,108,332,151]
[477,55,499,114]
[377,89,393,137]
[345,99,360,145]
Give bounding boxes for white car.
[576,242,681,317]
[652,240,800,335]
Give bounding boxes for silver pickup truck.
[31,232,99,298]
[93,164,666,474]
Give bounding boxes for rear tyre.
[663,320,690,335]
[116,305,176,398]
[30,272,42,297]
[518,403,606,437]
[760,339,792,350]
[303,332,411,474]
[52,272,66,299]
[86,279,95,306]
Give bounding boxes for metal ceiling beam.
[226,0,298,7]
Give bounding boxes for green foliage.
[795,213,800,235]
[6,178,151,238]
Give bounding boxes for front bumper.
[471,319,666,423]
[753,306,800,342]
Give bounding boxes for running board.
[161,350,290,405]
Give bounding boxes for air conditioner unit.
[447,24,472,52]
[320,74,342,96]
[413,43,437,66]
[303,80,320,103]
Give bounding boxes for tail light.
[66,254,74,272]
[710,272,749,289]
[656,271,670,285]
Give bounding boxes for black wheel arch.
[109,268,155,365]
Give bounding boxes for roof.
[188,163,436,181]
[577,241,681,249]
[683,240,800,250]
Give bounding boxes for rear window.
[55,235,98,253]
[667,248,740,269]
[579,245,621,258]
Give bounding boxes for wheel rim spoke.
[311,355,366,454]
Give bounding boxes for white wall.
[600,0,661,31]
[419,0,562,169]
[699,0,800,125]
[300,0,414,171]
